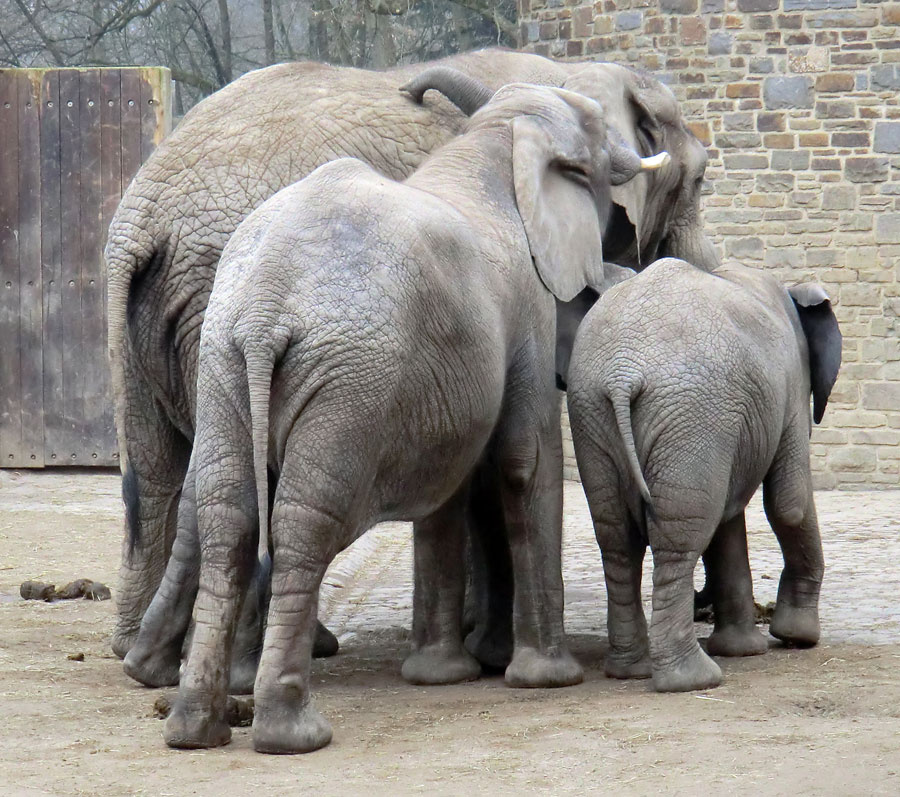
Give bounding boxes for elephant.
[105,47,715,664]
[566,258,842,693]
[160,82,663,754]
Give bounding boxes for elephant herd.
[101,48,841,754]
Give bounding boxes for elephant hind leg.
[403,479,481,686]
[114,352,191,659]
[124,454,199,687]
[763,424,823,648]
[578,441,650,680]
[704,513,768,658]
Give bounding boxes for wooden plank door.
[0,67,171,467]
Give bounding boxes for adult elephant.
[106,48,715,660]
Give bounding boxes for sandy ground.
[1,469,899,796]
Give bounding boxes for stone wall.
[523,0,900,488]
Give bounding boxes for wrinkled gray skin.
[162,84,645,753]
[566,258,842,693]
[106,48,714,664]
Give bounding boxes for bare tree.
[0,0,516,109]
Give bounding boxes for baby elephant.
[164,81,662,753]
[567,258,841,692]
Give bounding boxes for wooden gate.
[0,67,171,467]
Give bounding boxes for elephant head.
[561,64,712,269]
[402,62,714,273]
[401,69,669,301]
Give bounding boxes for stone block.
[870,65,900,91]
[828,446,877,473]
[737,0,777,9]
[687,121,712,145]
[723,153,769,169]
[661,0,697,12]
[756,172,796,192]
[808,10,879,28]
[726,236,765,259]
[725,112,755,131]
[816,100,855,119]
[716,132,762,148]
[785,0,855,8]
[874,122,900,153]
[757,112,785,132]
[764,133,795,148]
[822,185,856,210]
[799,132,829,147]
[764,76,814,109]
[749,57,774,73]
[862,383,900,412]
[680,17,707,44]
[789,46,830,73]
[845,157,891,183]
[708,31,733,55]
[771,150,811,170]
[875,213,900,244]
[815,73,855,92]
[727,82,760,98]
[616,10,642,31]
[573,7,593,37]
[701,0,725,12]
[884,4,900,25]
[832,132,870,147]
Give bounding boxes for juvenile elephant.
[566,258,841,693]
[163,84,660,753]
[105,49,714,662]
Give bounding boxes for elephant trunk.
[399,67,493,116]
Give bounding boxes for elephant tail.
[244,345,275,563]
[105,215,167,553]
[609,386,653,512]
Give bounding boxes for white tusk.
[640,152,671,170]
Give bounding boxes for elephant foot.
[253,698,333,755]
[505,647,583,689]
[313,621,339,659]
[604,649,652,680]
[164,695,231,750]
[464,624,513,674]
[401,645,481,685]
[111,627,138,660]
[770,604,820,648]
[123,643,181,688]
[707,625,768,658]
[652,645,722,693]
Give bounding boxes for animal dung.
[19,579,111,602]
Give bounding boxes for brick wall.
[524,0,900,488]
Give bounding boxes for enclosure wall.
[520,0,900,488]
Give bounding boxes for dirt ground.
[1,470,899,796]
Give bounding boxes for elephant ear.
[788,282,842,425]
[512,114,606,303]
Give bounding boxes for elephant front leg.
[496,419,583,689]
[763,439,824,648]
[704,513,768,658]
[403,483,481,686]
[124,456,200,687]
